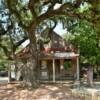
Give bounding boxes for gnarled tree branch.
[28,0,38,18]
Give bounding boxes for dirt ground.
[0,83,83,100]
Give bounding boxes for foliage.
[64,20,99,65]
[63,1,100,65]
[63,61,72,70]
[0,0,28,71]
[0,0,28,58]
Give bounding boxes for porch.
[39,52,79,82]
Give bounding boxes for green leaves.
[64,19,99,64]
[78,2,92,13]
[63,61,72,70]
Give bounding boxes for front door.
[60,59,73,80]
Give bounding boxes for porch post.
[76,56,79,80]
[60,59,64,70]
[53,58,55,82]
[8,64,11,83]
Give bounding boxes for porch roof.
[39,52,79,60]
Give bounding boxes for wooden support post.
[53,59,55,82]
[8,64,11,83]
[60,59,64,82]
[60,59,64,70]
[76,57,79,80]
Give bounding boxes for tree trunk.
[87,64,93,87]
[22,22,40,88]
[21,57,39,88]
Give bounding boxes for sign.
[54,52,78,58]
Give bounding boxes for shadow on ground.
[0,83,83,100]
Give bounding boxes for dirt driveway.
[0,83,83,100]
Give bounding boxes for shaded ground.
[0,83,83,100]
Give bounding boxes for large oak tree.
[5,0,100,87]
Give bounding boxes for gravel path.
[0,83,83,100]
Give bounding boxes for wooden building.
[17,31,79,82]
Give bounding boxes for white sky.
[54,23,66,36]
[54,3,62,10]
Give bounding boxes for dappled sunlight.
[44,85,59,91]
[0,83,83,100]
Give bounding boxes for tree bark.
[21,57,39,88]
[87,64,93,87]
[23,22,40,87]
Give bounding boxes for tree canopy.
[0,0,28,59]
[64,20,99,64]
[0,0,99,86]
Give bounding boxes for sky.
[54,23,66,36]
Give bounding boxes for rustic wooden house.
[17,31,79,82]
